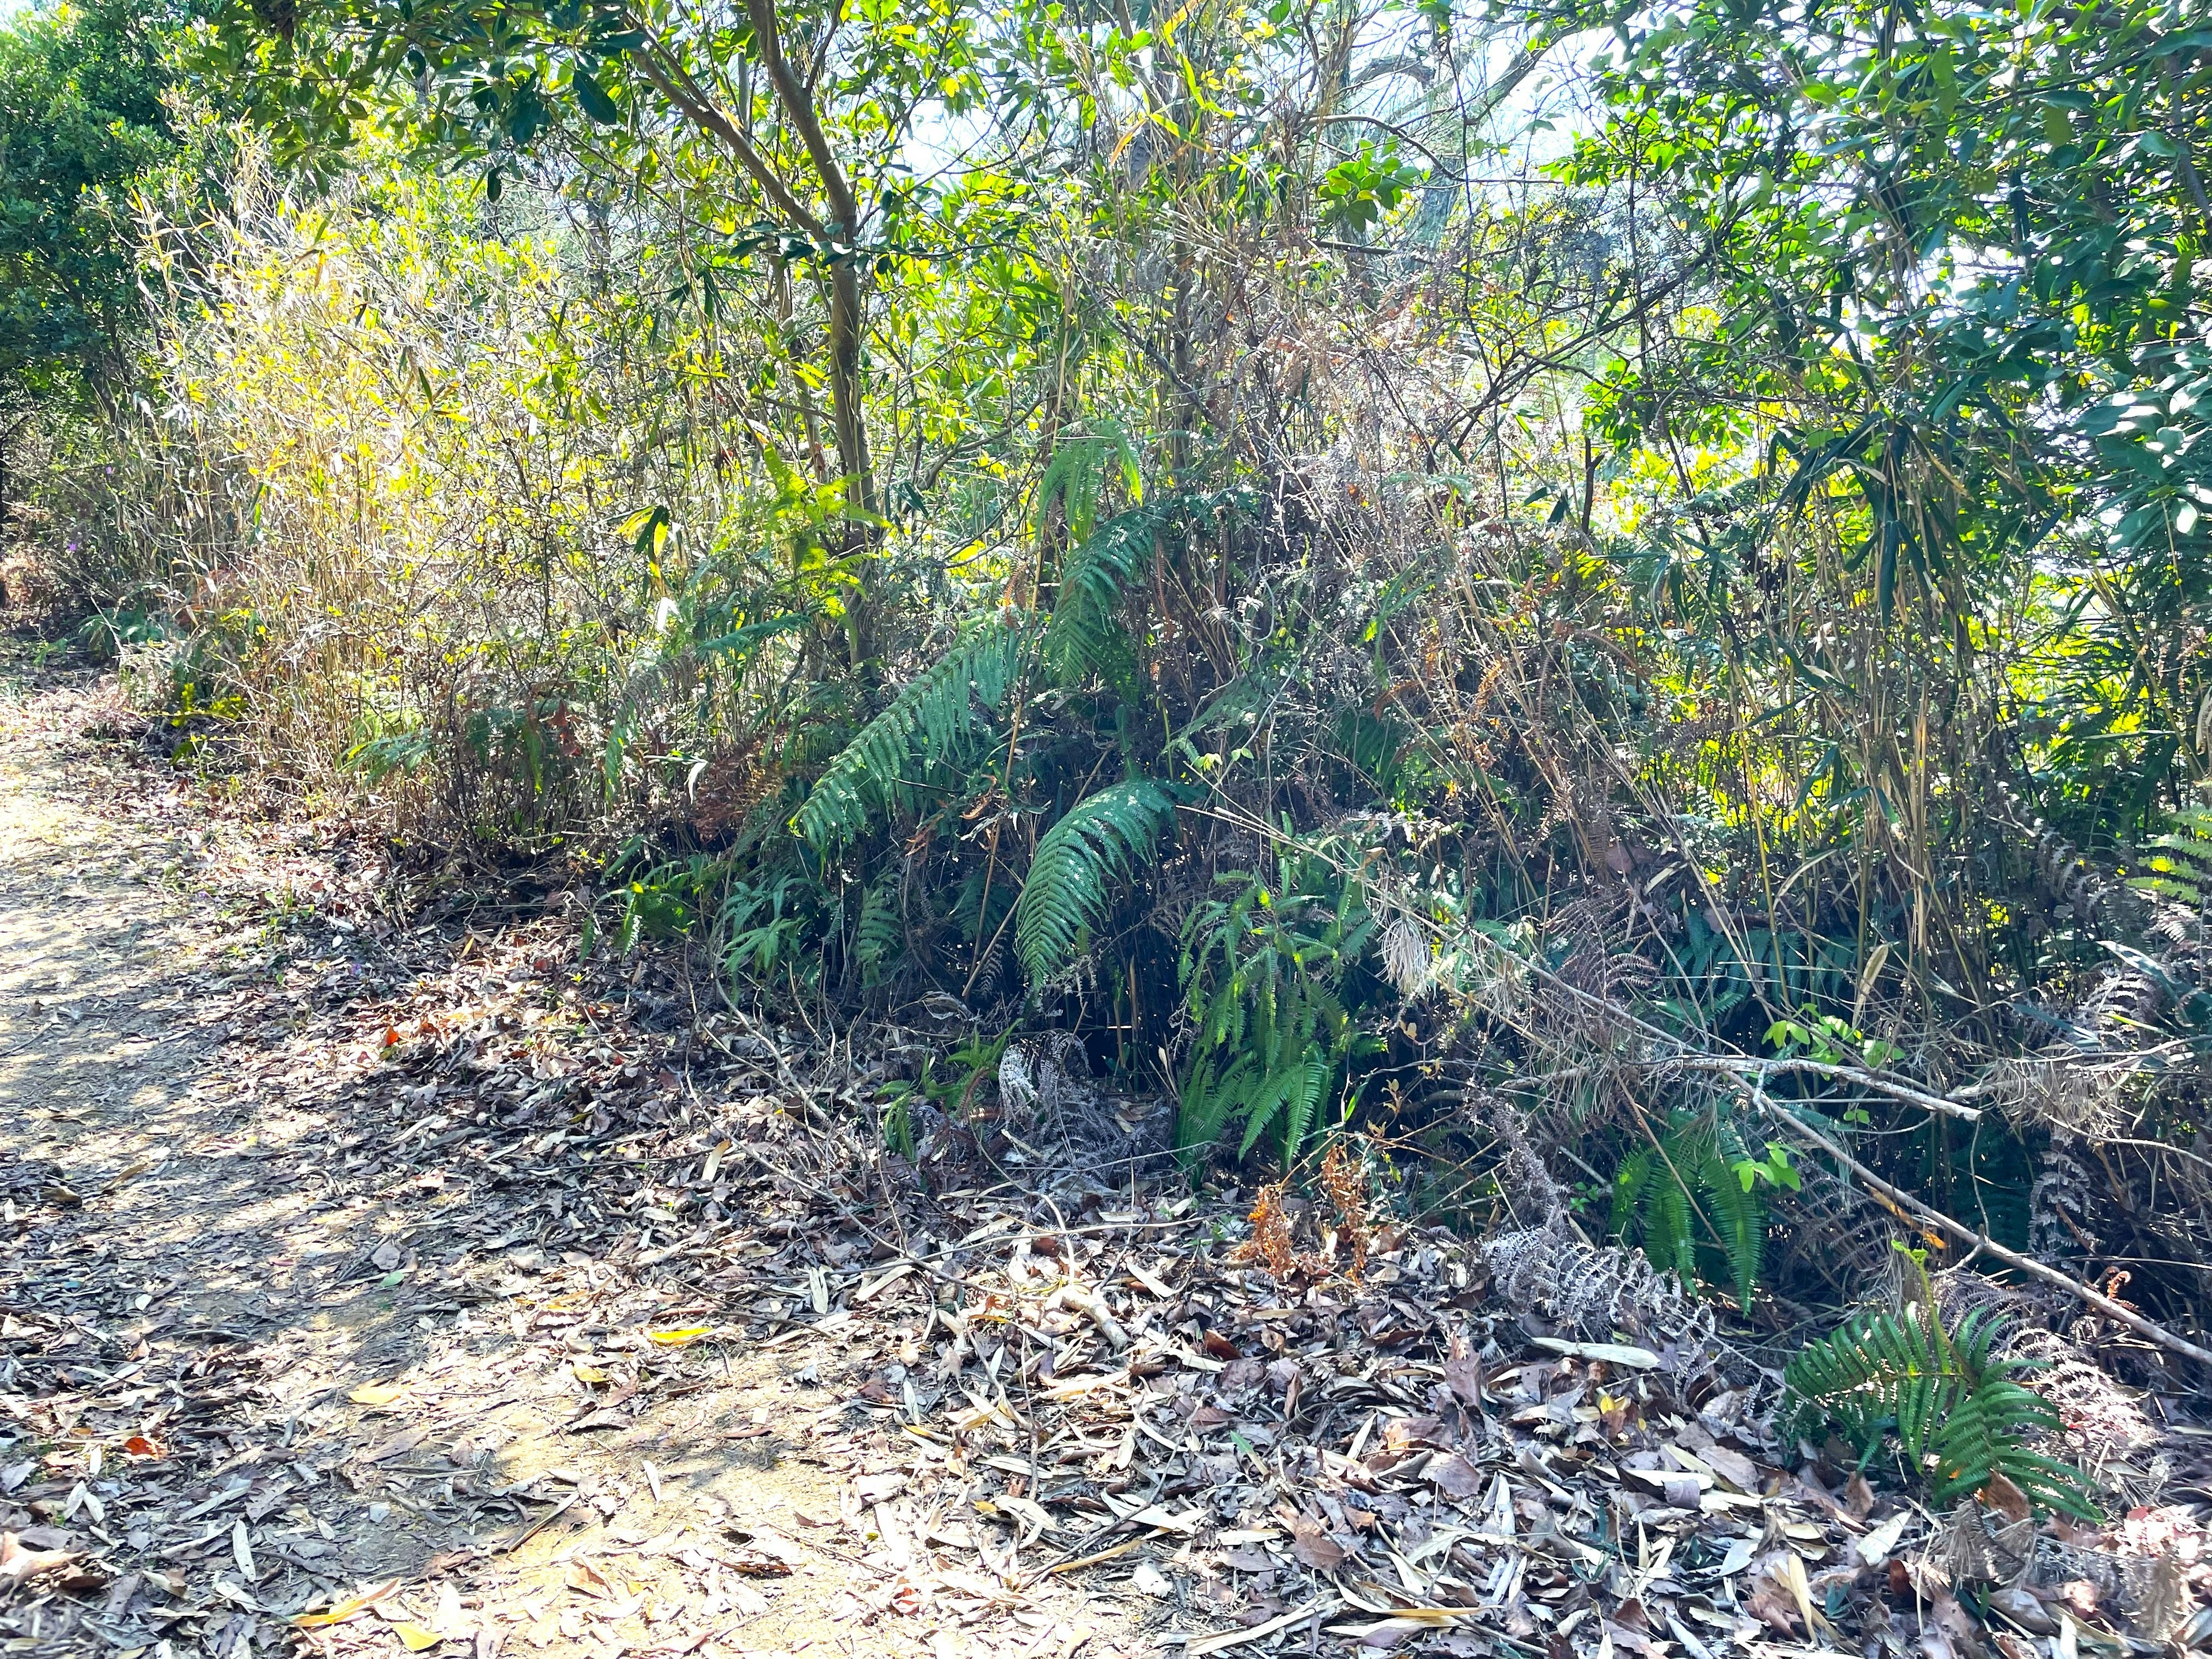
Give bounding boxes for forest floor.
[0,641,1148,1659]
[3,637,2208,1659]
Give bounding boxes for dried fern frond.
[1480,1225,1713,1354]
[1234,1183,1302,1278]
[1319,1138,1370,1277]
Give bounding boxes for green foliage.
[1317,139,1423,236]
[721,871,819,986]
[613,854,726,952]
[0,0,188,416]
[1610,1111,1796,1311]
[2131,806,2212,908]
[1785,1289,2097,1518]
[1013,780,1179,988]
[791,619,1029,850]
[1036,427,1141,548]
[853,878,902,984]
[1043,507,1159,690]
[1175,850,1377,1166]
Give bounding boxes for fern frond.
[1609,1149,1656,1237]
[1036,426,1141,547]
[1699,1150,1767,1310]
[1610,1116,1766,1305]
[1234,1049,1306,1157]
[1785,1304,2097,1518]
[1179,1053,1255,1154]
[1014,781,1179,987]
[855,880,901,982]
[792,620,1029,849]
[1044,509,1160,687]
[1281,1046,1334,1165]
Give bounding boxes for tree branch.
[1766,1097,2212,1372]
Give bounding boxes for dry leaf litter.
[3,646,2210,1659]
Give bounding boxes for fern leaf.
[1654,1174,1695,1279]
[1786,1304,2096,1518]
[1179,1054,1252,1153]
[1014,781,1179,987]
[1044,510,1159,687]
[793,620,1028,849]
[1235,1051,1306,1157]
[1279,1044,1334,1165]
[1610,1149,1656,1238]
[855,880,901,981]
[1696,1145,1767,1311]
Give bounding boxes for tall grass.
[98,147,809,847]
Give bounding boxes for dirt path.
[0,652,1136,1659]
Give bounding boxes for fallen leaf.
[1443,1332,1485,1410]
[363,1426,429,1463]
[1854,1512,1910,1567]
[1697,1442,1762,1494]
[1290,1516,1346,1570]
[1843,1473,1875,1521]
[1980,1474,2031,1524]
[349,1382,409,1407]
[293,1582,396,1629]
[1427,1454,1485,1500]
[648,1327,713,1347]
[0,1531,80,1585]
[393,1622,443,1651]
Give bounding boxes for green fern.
[1036,426,1142,547]
[854,878,902,984]
[1179,1040,1336,1164]
[2131,806,2212,905]
[1609,1113,1771,1310]
[792,619,1029,849]
[1784,1294,2097,1517]
[1173,851,1374,1166]
[1013,781,1180,987]
[1044,508,1160,688]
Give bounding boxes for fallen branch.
[1671,1055,1982,1123]
[1046,1282,1130,1351]
[1759,1093,2212,1371]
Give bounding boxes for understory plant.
[1175,848,1379,1166]
[1609,1109,1798,1311]
[1783,1251,2096,1517]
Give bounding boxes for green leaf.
[1013,781,1180,987]
[573,68,622,125]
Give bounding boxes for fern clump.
[1175,851,1377,1165]
[1611,1110,1794,1310]
[1784,1278,2096,1517]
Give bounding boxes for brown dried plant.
[1234,1183,1301,1279]
[1319,1139,1370,1278]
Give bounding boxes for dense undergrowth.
[5,0,2211,1488]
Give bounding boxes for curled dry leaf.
[0,1531,80,1585]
